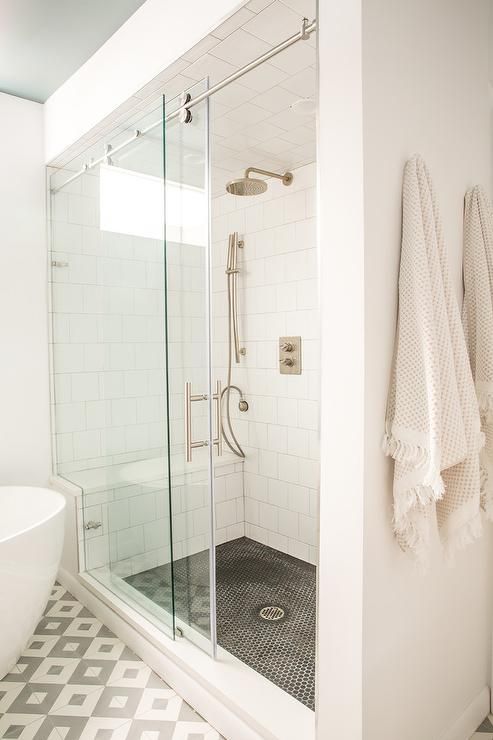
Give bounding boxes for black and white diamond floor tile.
[0,584,223,740]
[471,714,493,738]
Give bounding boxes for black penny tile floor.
[125,537,316,710]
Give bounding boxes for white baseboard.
[57,567,315,740]
[440,686,490,740]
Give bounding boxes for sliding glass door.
[163,81,216,654]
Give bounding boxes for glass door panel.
[163,80,216,653]
[49,100,176,639]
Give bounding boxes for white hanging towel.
[462,185,493,518]
[384,155,483,562]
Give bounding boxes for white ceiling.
[50,0,317,196]
[0,0,146,103]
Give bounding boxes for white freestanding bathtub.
[0,486,65,678]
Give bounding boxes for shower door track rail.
[51,17,317,193]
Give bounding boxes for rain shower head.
[226,167,293,196]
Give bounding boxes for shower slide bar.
[51,17,316,193]
[226,231,244,363]
[185,379,222,462]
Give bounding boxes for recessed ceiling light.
[290,98,316,116]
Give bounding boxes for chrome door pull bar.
[185,381,222,462]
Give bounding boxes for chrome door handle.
[213,379,222,457]
[185,381,223,463]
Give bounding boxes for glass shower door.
[50,100,176,639]
[163,81,216,653]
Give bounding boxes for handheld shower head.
[226,166,293,196]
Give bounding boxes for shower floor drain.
[259,605,285,621]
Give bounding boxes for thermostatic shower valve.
[279,336,302,375]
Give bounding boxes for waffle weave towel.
[384,155,483,562]
[462,185,493,518]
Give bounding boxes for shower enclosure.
[49,12,318,713]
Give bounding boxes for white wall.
[362,2,493,740]
[0,93,51,485]
[315,1,365,738]
[43,0,245,162]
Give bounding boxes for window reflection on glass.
[99,163,206,246]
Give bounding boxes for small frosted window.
[99,164,206,246]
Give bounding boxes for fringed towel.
[384,155,483,562]
[462,185,493,518]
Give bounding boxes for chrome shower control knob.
[280,342,295,352]
[280,357,295,367]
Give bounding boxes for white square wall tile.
[246,0,274,11]
[299,457,319,488]
[278,508,299,539]
[267,424,288,453]
[212,7,255,39]
[268,531,288,552]
[268,478,289,508]
[279,0,316,16]
[258,501,278,531]
[129,492,156,526]
[277,453,299,484]
[299,513,317,546]
[243,1,301,46]
[117,526,145,560]
[269,40,315,75]
[259,449,278,478]
[216,499,237,529]
[73,430,101,459]
[239,63,289,93]
[71,373,100,401]
[211,29,271,68]
[55,402,86,433]
[250,86,299,114]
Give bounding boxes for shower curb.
[56,566,315,740]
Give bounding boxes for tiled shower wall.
[50,168,244,574]
[50,170,167,473]
[50,161,318,571]
[212,162,319,564]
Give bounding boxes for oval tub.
[0,487,65,678]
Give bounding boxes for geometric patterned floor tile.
[107,662,152,689]
[472,714,493,738]
[48,684,105,717]
[3,658,44,685]
[67,660,115,687]
[0,583,224,740]
[0,714,46,740]
[22,637,59,659]
[82,638,126,662]
[92,687,144,720]
[78,717,132,739]
[29,658,79,685]
[0,683,25,714]
[62,617,103,640]
[134,690,181,722]
[6,684,64,716]
[477,717,493,732]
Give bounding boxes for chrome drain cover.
[259,605,285,621]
